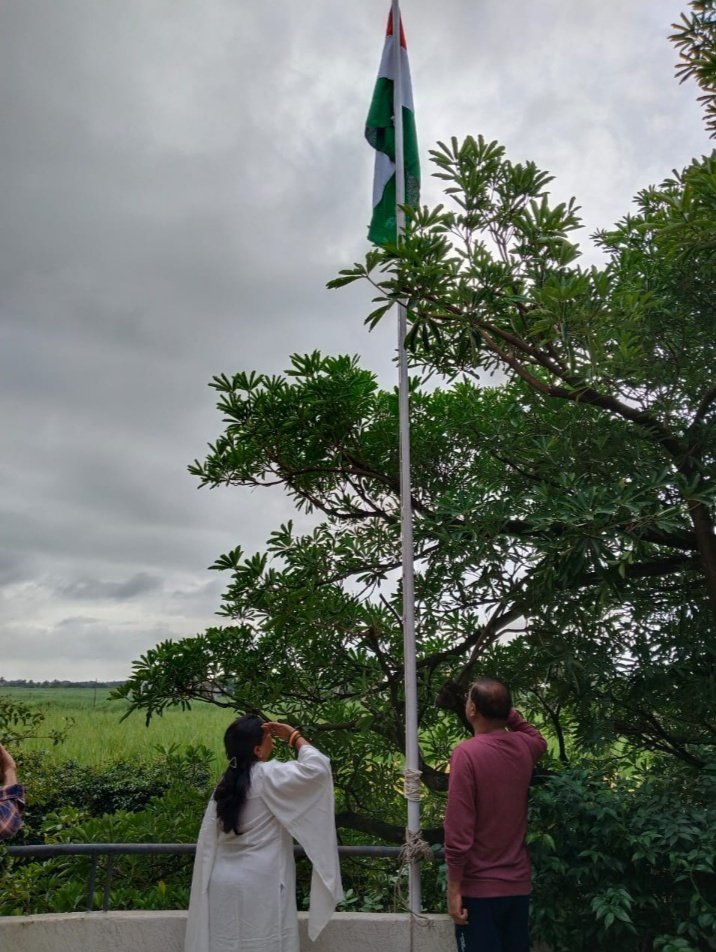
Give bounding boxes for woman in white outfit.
[185,714,343,952]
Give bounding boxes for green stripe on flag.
[366,76,394,155]
[368,108,419,245]
[366,26,420,245]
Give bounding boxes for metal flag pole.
[391,0,422,917]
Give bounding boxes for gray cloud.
[0,552,27,589]
[0,618,177,680]
[0,0,710,680]
[56,572,162,601]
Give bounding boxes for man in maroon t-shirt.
[444,677,546,952]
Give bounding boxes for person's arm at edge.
[0,744,19,789]
[0,744,25,840]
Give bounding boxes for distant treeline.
[0,679,124,689]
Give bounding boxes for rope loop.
[394,828,435,928]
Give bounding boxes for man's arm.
[444,745,475,925]
[507,709,547,763]
[447,879,468,926]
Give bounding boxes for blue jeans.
[454,895,531,952]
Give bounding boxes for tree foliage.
[120,134,716,791]
[672,0,716,138]
[0,697,72,749]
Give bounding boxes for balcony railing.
[6,843,443,913]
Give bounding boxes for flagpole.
[392,0,422,917]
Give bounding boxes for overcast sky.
[0,0,710,681]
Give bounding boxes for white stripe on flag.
[373,152,394,207]
[377,27,415,113]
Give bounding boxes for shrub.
[16,743,213,840]
[1,746,214,915]
[528,763,716,952]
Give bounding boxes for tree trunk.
[688,498,716,621]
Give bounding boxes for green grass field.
[1,687,232,767]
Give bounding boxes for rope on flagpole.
[400,828,434,865]
[394,829,434,927]
[403,766,422,801]
[400,770,433,896]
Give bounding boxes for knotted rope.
[393,767,435,931]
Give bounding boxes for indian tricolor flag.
[366,7,420,245]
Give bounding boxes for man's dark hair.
[469,677,512,721]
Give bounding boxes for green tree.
[119,4,716,811]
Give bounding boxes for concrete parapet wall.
[0,910,458,952]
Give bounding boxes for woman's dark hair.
[214,714,265,834]
[469,677,512,722]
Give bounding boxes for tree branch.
[334,811,444,845]
[691,381,716,427]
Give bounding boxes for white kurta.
[185,744,343,952]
